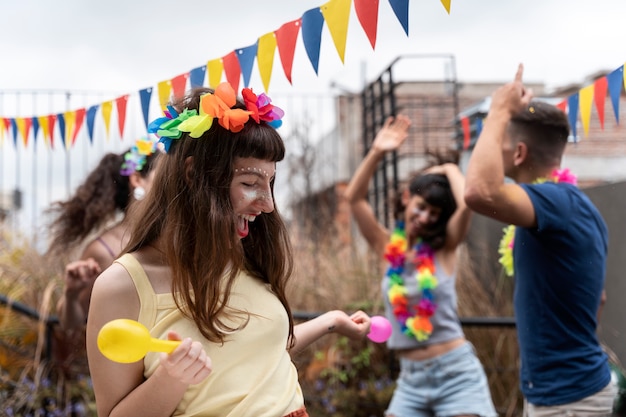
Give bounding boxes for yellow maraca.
[97,318,180,363]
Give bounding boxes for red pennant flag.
[354,0,379,49]
[71,108,86,147]
[275,19,301,85]
[556,100,567,113]
[222,51,241,92]
[115,95,129,140]
[461,116,470,150]
[593,76,608,130]
[171,73,188,101]
[48,114,57,149]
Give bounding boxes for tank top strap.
[114,253,158,328]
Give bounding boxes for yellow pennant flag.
[101,101,113,141]
[207,58,224,88]
[38,116,50,148]
[64,110,76,149]
[16,118,28,147]
[440,0,451,14]
[157,80,172,111]
[257,32,277,92]
[321,0,351,63]
[579,84,594,138]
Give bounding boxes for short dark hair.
[507,100,570,167]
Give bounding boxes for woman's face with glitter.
[230,157,276,239]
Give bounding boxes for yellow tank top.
[115,254,304,417]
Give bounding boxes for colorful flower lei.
[120,136,159,176]
[498,168,578,277]
[147,82,284,153]
[384,221,438,342]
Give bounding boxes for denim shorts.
[385,341,497,417]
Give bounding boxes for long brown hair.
[124,87,294,345]
[46,151,158,258]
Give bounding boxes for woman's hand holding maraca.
[158,331,212,385]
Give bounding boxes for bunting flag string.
[0,0,423,150]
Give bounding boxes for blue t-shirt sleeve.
[519,182,571,232]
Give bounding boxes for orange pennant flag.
[593,76,608,130]
[48,115,57,148]
[64,110,76,149]
[321,0,352,63]
[354,0,379,49]
[171,73,188,101]
[16,117,31,148]
[115,95,129,140]
[101,101,113,141]
[71,108,86,147]
[578,84,594,138]
[223,51,241,93]
[275,19,301,85]
[257,32,277,93]
[440,0,451,13]
[207,58,224,88]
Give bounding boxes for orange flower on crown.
[201,83,251,133]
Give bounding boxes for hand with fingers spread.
[159,331,213,386]
[371,115,412,153]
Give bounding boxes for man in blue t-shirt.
[464,64,616,416]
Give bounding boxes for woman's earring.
[133,186,146,201]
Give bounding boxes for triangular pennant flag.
[556,100,567,113]
[257,32,277,92]
[63,111,76,149]
[607,66,623,125]
[567,93,580,141]
[10,119,17,148]
[223,51,242,92]
[275,19,301,84]
[171,73,188,101]
[189,66,206,88]
[460,116,470,149]
[38,116,50,148]
[0,119,4,148]
[354,0,379,49]
[101,101,113,140]
[236,43,259,88]
[115,95,129,140]
[388,0,409,35]
[301,8,325,75]
[157,80,173,111]
[86,105,98,144]
[31,117,40,148]
[16,118,30,148]
[207,58,224,88]
[47,114,57,148]
[139,87,152,131]
[440,0,451,14]
[71,108,86,147]
[593,76,608,130]
[57,113,67,149]
[475,117,483,137]
[320,0,352,63]
[578,84,594,138]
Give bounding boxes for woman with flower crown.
[344,115,496,417]
[85,83,371,417]
[48,138,160,333]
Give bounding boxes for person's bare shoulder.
[90,261,139,317]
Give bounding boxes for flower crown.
[147,82,284,153]
[120,136,159,176]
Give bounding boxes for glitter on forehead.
[234,167,271,177]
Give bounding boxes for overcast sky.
[1,0,625,244]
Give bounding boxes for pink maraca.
[367,315,392,343]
